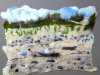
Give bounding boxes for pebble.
[76,57,81,61]
[80,66,84,69]
[80,61,85,65]
[57,66,63,70]
[26,36,32,39]
[43,35,47,38]
[43,48,51,54]
[10,64,16,69]
[21,64,25,67]
[28,48,31,51]
[38,52,60,57]
[60,35,64,37]
[31,61,38,64]
[18,48,31,57]
[15,69,19,72]
[35,40,40,43]
[47,59,55,62]
[62,46,77,50]
[50,64,54,67]
[87,51,90,54]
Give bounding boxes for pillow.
[1,5,97,75]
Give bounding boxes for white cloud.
[1,5,39,23]
[70,6,79,11]
[0,5,96,23]
[38,8,49,19]
[78,6,96,18]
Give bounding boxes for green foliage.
[84,14,96,30]
[70,15,84,22]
